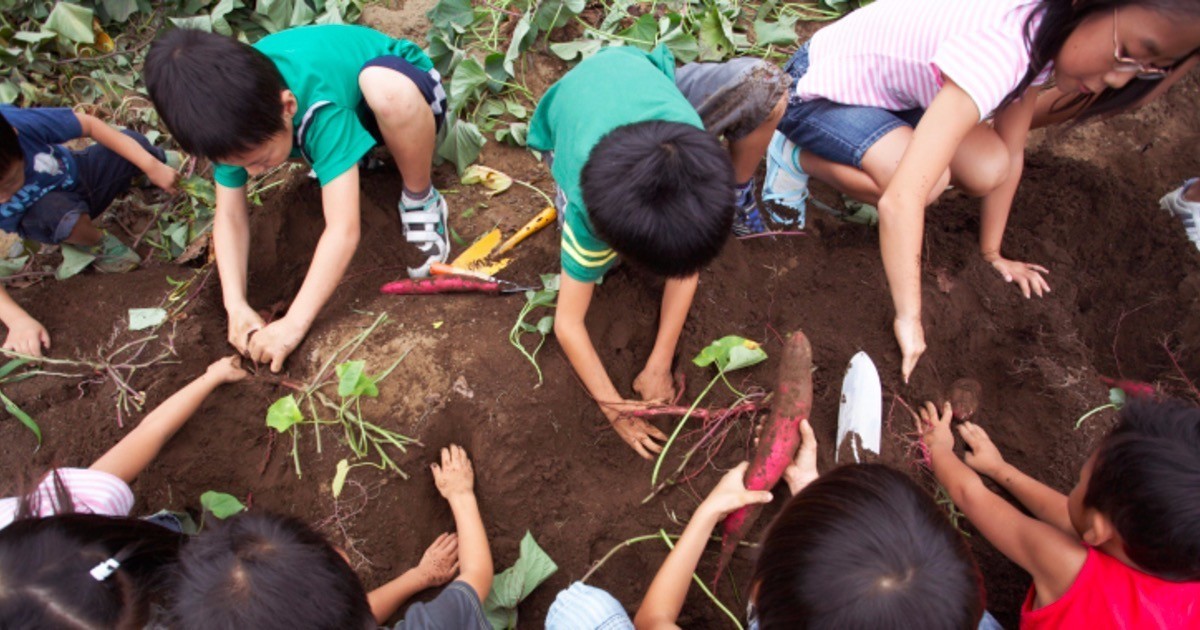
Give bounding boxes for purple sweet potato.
[713,330,812,586]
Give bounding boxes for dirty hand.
[633,366,676,403]
[432,444,475,499]
[415,532,460,587]
[602,401,669,460]
[783,419,820,496]
[227,304,266,355]
[990,257,1050,299]
[894,316,926,383]
[697,462,774,520]
[205,355,250,384]
[958,421,1006,478]
[247,317,306,373]
[918,401,955,455]
[3,316,49,358]
[148,161,180,194]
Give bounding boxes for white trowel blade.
[837,352,882,463]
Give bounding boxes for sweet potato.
[1099,376,1156,400]
[379,277,502,295]
[713,330,812,586]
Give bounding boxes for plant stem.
[651,370,723,486]
[1074,403,1117,429]
[658,530,744,630]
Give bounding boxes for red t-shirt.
[1021,546,1200,629]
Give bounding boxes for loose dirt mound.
[1,54,1198,630]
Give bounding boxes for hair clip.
[89,557,121,581]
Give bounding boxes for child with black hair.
[527,45,790,459]
[0,106,178,357]
[172,444,493,629]
[921,398,1200,627]
[143,25,450,373]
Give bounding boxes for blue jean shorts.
[777,42,923,168]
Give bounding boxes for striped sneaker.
[1159,178,1200,251]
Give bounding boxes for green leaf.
[169,15,214,31]
[693,335,767,372]
[0,390,40,445]
[200,491,246,519]
[540,273,560,291]
[503,15,534,76]
[495,122,527,146]
[484,53,509,93]
[753,15,798,47]
[617,14,658,50]
[128,307,168,331]
[427,31,464,76]
[437,118,485,174]
[483,531,558,630]
[426,0,476,33]
[660,14,699,63]
[101,0,139,22]
[0,255,28,277]
[44,2,95,44]
[256,0,293,25]
[331,458,350,498]
[289,0,315,26]
[548,39,602,62]
[56,245,95,280]
[13,30,58,45]
[504,100,527,119]
[535,315,554,335]
[336,359,379,398]
[532,0,583,31]
[697,8,734,61]
[266,394,304,433]
[1108,387,1127,407]
[210,0,245,36]
[726,343,768,371]
[0,81,18,105]
[448,57,487,115]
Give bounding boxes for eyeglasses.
[1113,8,1170,80]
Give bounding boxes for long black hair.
[1001,0,1200,120]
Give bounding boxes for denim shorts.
[777,42,923,168]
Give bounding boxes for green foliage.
[693,335,768,372]
[483,531,558,629]
[509,273,558,386]
[199,490,247,519]
[266,394,304,432]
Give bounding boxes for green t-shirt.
[526,45,702,283]
[213,25,431,188]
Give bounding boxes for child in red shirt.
[922,399,1200,628]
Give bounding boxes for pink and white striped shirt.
[795,0,1051,121]
[0,468,134,529]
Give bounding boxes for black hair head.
[580,120,734,277]
[0,114,21,176]
[0,513,186,629]
[1084,399,1200,580]
[171,511,374,630]
[1003,0,1200,121]
[752,464,983,630]
[143,28,287,160]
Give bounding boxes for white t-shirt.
[0,468,134,529]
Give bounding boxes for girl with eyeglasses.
[764,0,1200,384]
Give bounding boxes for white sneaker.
[762,131,809,228]
[399,188,450,277]
[1159,178,1200,251]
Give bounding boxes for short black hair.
[1084,399,1200,581]
[580,120,733,277]
[143,28,286,160]
[753,464,983,629]
[0,114,21,176]
[171,512,374,630]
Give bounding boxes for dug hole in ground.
[2,13,1200,630]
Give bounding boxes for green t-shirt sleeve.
[560,197,617,283]
[526,88,554,153]
[213,163,248,188]
[645,44,678,80]
[304,105,377,187]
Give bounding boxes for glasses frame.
[1112,8,1170,80]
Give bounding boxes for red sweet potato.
[713,330,812,586]
[379,276,502,295]
[1099,376,1156,400]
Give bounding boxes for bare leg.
[358,66,436,193]
[802,126,951,206]
[729,95,788,183]
[947,123,1009,197]
[63,214,103,247]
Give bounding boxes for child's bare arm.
[247,167,361,372]
[555,274,668,459]
[90,356,247,482]
[921,401,1085,606]
[213,183,267,355]
[0,284,49,357]
[956,420,1075,535]
[633,274,697,402]
[634,462,773,630]
[432,445,492,601]
[74,113,178,193]
[368,533,459,623]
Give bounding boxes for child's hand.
[697,462,773,520]
[3,316,50,358]
[958,421,1006,478]
[148,161,180,194]
[432,444,475,499]
[783,419,820,496]
[227,303,267,355]
[414,532,459,588]
[633,367,675,404]
[601,401,669,460]
[205,355,249,384]
[990,257,1050,299]
[894,316,926,383]
[918,401,955,455]
[247,317,306,373]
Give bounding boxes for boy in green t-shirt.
[144,25,450,372]
[527,46,790,459]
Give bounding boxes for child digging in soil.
[143,25,450,373]
[0,106,179,357]
[921,399,1200,627]
[171,445,493,629]
[527,45,791,459]
[764,0,1200,382]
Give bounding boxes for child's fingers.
[798,418,817,453]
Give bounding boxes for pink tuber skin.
[380,276,503,295]
[712,330,813,587]
[1098,376,1156,400]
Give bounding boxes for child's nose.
[1104,69,1138,90]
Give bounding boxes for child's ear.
[280,90,298,119]
[1079,508,1116,547]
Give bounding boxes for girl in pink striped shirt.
[770,0,1200,381]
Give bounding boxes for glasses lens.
[1136,71,1167,80]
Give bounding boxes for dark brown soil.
[1,35,1199,630]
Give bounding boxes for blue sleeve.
[0,106,83,146]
